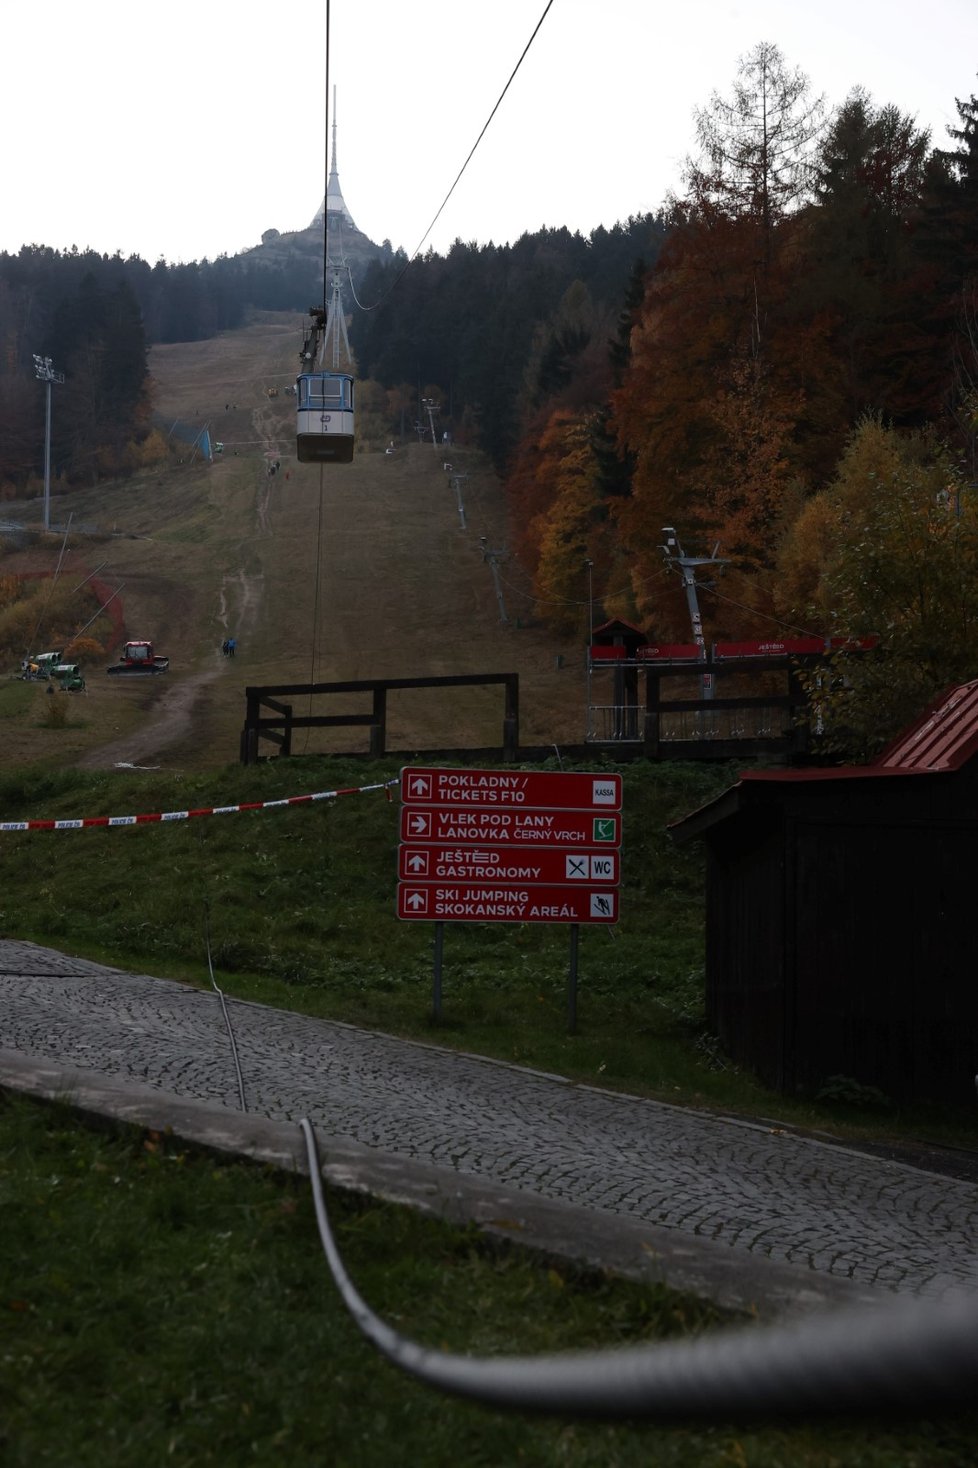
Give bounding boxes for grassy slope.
[1,310,587,769]
[9,1094,976,1468]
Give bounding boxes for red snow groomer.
[106,640,170,675]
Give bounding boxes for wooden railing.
[240,674,520,765]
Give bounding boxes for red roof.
[740,681,978,788]
[670,682,978,839]
[874,680,978,771]
[590,617,648,643]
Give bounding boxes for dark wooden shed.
[671,682,978,1108]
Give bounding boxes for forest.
[496,51,978,755]
[0,244,322,488]
[1,45,976,753]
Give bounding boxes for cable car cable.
[296,0,356,466]
[345,0,557,315]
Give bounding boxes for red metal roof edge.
[671,682,978,840]
[873,680,978,771]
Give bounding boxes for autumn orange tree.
[506,409,606,637]
[777,417,978,756]
[607,46,829,630]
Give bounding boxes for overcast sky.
[2,1,974,266]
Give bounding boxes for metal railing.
[586,705,643,742]
[586,704,791,744]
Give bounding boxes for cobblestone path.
[3,940,977,1302]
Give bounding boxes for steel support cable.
[347,0,556,314]
[26,518,73,656]
[203,902,248,1114]
[695,579,825,642]
[302,466,328,753]
[321,0,331,320]
[299,1118,978,1421]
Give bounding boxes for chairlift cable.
[697,581,825,642]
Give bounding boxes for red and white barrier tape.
[0,779,397,833]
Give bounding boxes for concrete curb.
[1,1048,884,1321]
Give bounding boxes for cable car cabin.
[295,372,355,464]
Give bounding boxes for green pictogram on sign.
[593,818,617,842]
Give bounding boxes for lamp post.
[585,558,594,638]
[33,354,64,533]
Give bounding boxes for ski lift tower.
[303,178,354,375]
[307,260,353,373]
[661,527,727,699]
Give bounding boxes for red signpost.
[399,806,621,847]
[397,769,622,926]
[398,845,618,884]
[400,767,622,810]
[397,767,624,1029]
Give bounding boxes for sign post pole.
[567,923,579,1035]
[432,921,444,1023]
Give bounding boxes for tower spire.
[330,84,339,177]
[310,85,357,232]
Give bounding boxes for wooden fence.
[240,673,520,765]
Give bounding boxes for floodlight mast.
[33,354,64,533]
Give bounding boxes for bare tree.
[689,42,824,255]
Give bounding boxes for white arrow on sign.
[409,776,431,796]
[407,853,429,873]
[406,890,428,911]
[409,814,431,834]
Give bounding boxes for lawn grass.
[4,1092,977,1468]
[1,754,975,1155]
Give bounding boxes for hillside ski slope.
[2,312,588,770]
